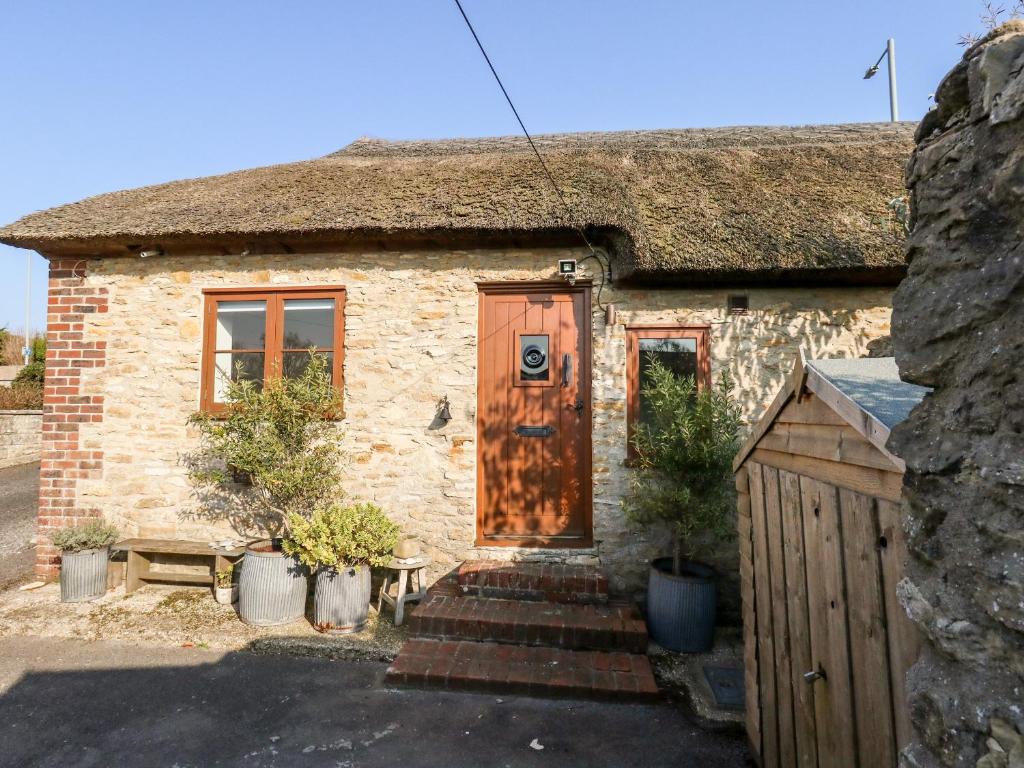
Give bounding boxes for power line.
[452,0,612,306]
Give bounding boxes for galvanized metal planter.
[313,566,371,634]
[238,543,307,626]
[60,547,110,603]
[646,557,716,653]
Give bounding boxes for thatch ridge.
[0,123,915,283]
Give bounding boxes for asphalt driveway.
[0,461,37,588]
[0,636,749,768]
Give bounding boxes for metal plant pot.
[646,557,717,653]
[238,542,307,626]
[313,566,372,634]
[60,547,110,603]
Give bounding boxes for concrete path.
[0,636,749,767]
[0,461,37,588]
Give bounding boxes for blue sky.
[0,1,982,332]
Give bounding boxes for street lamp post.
[864,37,899,122]
[23,254,31,366]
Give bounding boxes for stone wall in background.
[0,410,42,468]
[891,22,1024,768]
[48,247,891,614]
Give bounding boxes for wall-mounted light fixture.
[139,248,164,259]
[436,395,452,423]
[605,303,616,326]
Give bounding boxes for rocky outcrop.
[891,22,1024,768]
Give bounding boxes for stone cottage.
[0,123,912,609]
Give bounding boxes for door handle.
[562,353,572,387]
[803,667,827,684]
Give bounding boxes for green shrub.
[283,503,399,571]
[622,358,742,575]
[186,352,344,538]
[50,520,120,553]
[13,360,44,387]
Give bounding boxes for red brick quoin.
[36,258,108,579]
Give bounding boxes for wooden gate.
[734,355,924,767]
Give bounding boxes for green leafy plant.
[623,358,742,575]
[215,568,234,588]
[50,520,120,553]
[12,336,46,387]
[283,503,399,571]
[186,352,344,539]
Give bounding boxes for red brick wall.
[36,258,108,579]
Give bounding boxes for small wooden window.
[200,286,346,413]
[626,326,711,460]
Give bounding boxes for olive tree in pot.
[283,502,399,633]
[623,359,741,652]
[51,520,120,603]
[187,353,344,626]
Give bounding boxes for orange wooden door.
[477,285,592,545]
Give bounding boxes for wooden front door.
[476,284,592,546]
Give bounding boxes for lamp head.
[863,65,879,80]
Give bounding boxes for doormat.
[702,665,745,711]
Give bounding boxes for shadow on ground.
[0,636,749,768]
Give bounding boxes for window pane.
[214,352,264,401]
[283,299,335,350]
[216,300,267,350]
[519,334,549,381]
[638,337,698,427]
[282,351,334,383]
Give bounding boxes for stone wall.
[0,410,42,468]
[41,246,892,613]
[890,23,1024,768]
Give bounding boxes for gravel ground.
[0,461,38,589]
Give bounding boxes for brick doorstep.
[408,593,648,653]
[386,638,660,702]
[457,561,609,604]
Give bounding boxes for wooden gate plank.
[779,469,818,768]
[877,499,921,755]
[800,476,858,765]
[748,462,779,768]
[736,466,761,759]
[763,465,797,767]
[839,489,898,766]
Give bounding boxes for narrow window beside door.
[200,286,346,413]
[626,326,710,460]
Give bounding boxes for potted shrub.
[214,567,238,605]
[187,353,344,626]
[623,359,742,652]
[284,502,399,633]
[50,520,120,603]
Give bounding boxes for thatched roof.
[0,123,914,284]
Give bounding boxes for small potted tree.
[187,353,344,626]
[623,359,741,652]
[284,502,399,633]
[50,520,120,603]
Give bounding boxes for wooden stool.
[377,556,431,626]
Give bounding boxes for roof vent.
[728,295,749,315]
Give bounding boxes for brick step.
[457,561,608,604]
[386,638,660,702]
[408,592,647,653]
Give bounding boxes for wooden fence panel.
[800,476,858,765]
[840,488,898,766]
[779,469,818,767]
[877,499,921,753]
[763,465,797,766]
[748,462,779,768]
[736,466,761,759]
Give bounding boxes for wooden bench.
[112,538,247,594]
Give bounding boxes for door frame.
[475,280,594,548]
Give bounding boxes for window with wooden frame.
[626,326,711,459]
[200,286,346,413]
